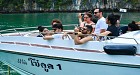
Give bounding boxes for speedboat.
[0,25,140,75]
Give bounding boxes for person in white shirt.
[43,23,72,40]
[93,9,108,35]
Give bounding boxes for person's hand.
[78,32,82,36]
[92,33,97,36]
[78,13,82,19]
[62,32,70,40]
[75,32,82,36]
[74,27,80,32]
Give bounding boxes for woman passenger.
[80,13,95,31]
[101,14,119,37]
[75,13,95,33]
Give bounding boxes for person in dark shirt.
[107,25,119,36]
[37,26,49,37]
[128,21,139,31]
[119,26,128,34]
[101,14,119,37]
[119,21,139,34]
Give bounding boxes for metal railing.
[0,24,139,45]
[0,24,77,36]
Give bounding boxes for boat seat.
[103,45,137,55]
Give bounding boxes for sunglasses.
[81,28,87,31]
[94,12,99,14]
[84,17,89,19]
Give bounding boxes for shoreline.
[0,9,140,14]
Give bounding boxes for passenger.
[93,8,108,35]
[119,21,139,34]
[100,14,119,37]
[76,12,95,33]
[51,19,63,32]
[114,14,121,27]
[52,23,63,33]
[43,23,63,40]
[51,19,62,26]
[128,21,139,31]
[80,13,95,27]
[74,25,94,45]
[119,26,128,34]
[43,23,72,40]
[37,26,49,37]
[78,11,92,24]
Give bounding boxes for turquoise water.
[0,61,20,75]
[0,12,140,30]
[0,13,78,30]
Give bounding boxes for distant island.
[0,0,140,13]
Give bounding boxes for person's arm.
[100,31,111,36]
[78,13,83,24]
[74,33,93,45]
[136,21,140,25]
[79,22,85,28]
[100,29,106,33]
[99,18,108,33]
[43,35,54,40]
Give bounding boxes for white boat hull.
[0,31,140,75]
[1,50,140,75]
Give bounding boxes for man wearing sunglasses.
[93,8,108,35]
[43,23,63,40]
[43,23,72,40]
[74,25,93,45]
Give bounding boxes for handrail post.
[0,33,3,37]
[14,29,22,36]
[8,65,10,75]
